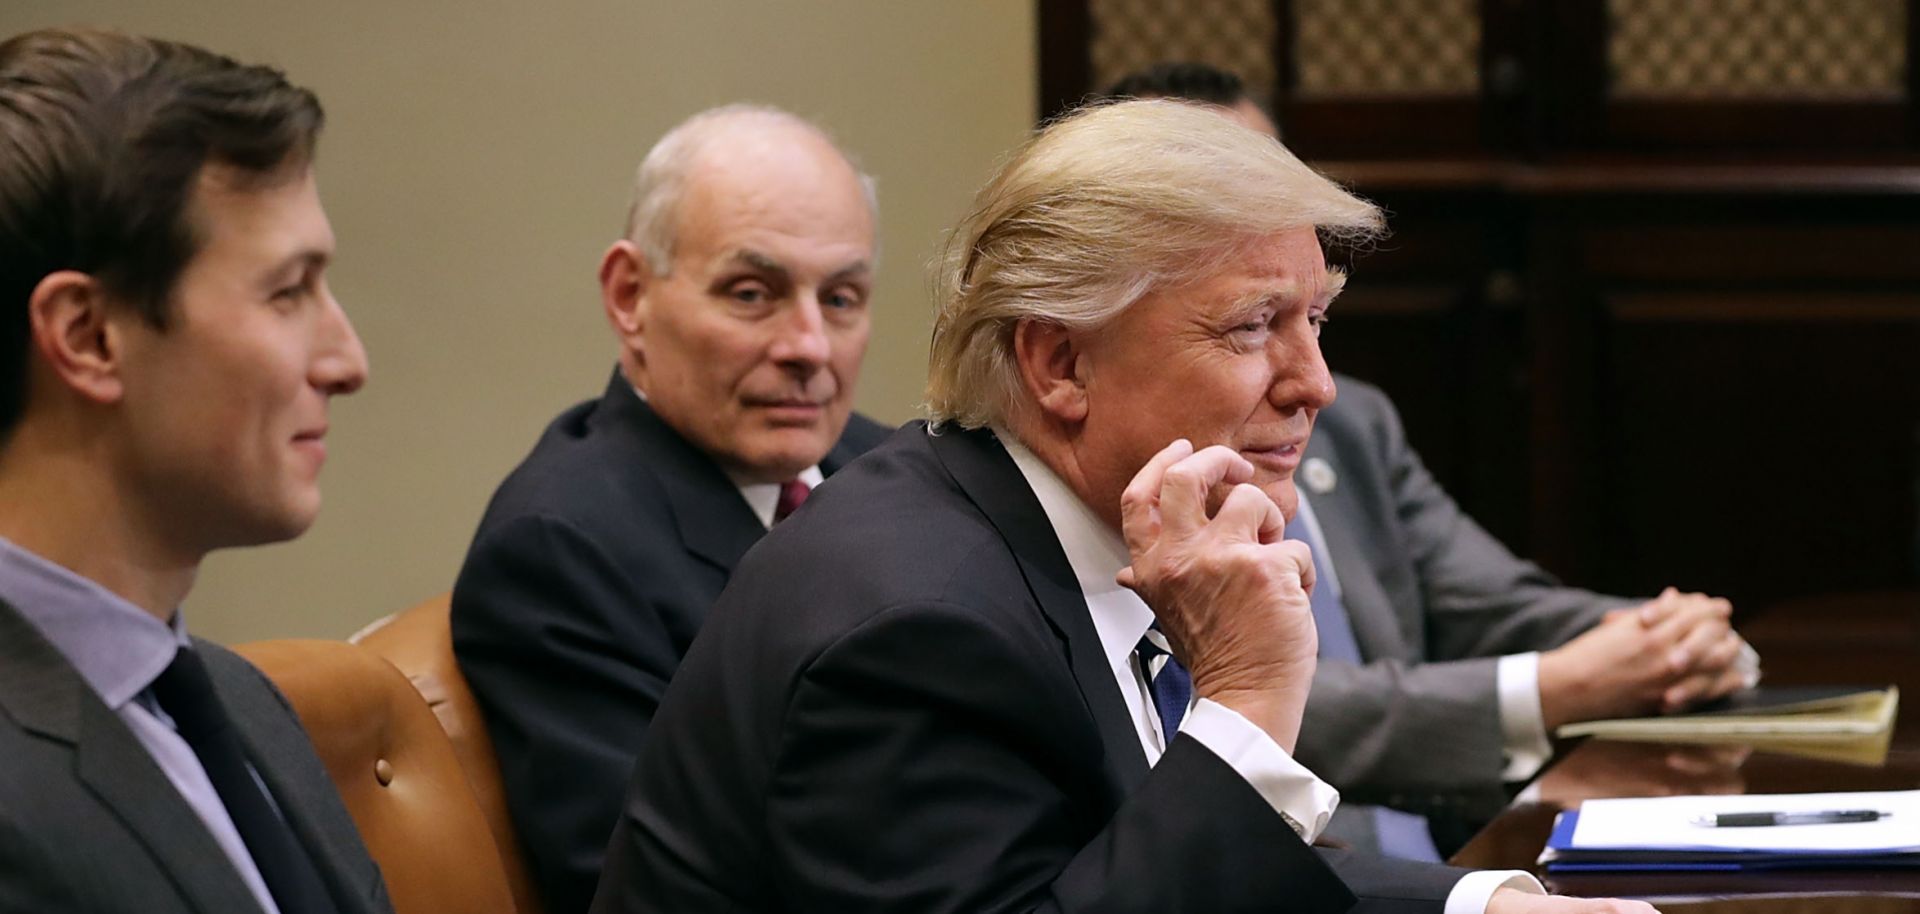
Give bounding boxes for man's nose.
[768,296,832,369]
[1270,331,1335,412]
[313,292,369,396]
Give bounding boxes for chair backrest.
[352,593,544,914]
[233,639,517,914]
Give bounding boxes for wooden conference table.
[1450,592,1920,911]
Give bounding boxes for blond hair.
[925,99,1382,430]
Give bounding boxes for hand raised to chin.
[1116,438,1320,752]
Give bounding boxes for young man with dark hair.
[0,27,388,914]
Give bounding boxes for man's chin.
[731,440,835,484]
[1262,478,1299,525]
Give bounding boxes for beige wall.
[1,1,1036,642]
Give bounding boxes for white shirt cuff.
[1446,870,1544,914]
[1180,698,1340,842]
[1498,651,1553,781]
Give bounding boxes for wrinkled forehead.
[1164,229,1342,308]
[675,130,873,250]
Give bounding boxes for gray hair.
[622,103,878,274]
[925,99,1383,431]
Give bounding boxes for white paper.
[1570,790,1920,854]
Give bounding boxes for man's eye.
[823,287,866,310]
[729,284,769,304]
[270,282,309,305]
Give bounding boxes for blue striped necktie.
[1134,626,1191,745]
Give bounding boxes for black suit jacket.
[593,423,1468,913]
[0,598,391,914]
[451,370,890,914]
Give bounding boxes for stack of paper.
[1540,790,1920,872]
[1553,686,1899,765]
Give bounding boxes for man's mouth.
[1239,440,1305,473]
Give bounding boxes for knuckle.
[1163,465,1201,489]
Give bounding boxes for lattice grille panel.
[1610,0,1906,99]
[1089,0,1276,102]
[1294,0,1481,97]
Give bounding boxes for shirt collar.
[732,464,826,529]
[0,535,187,709]
[631,379,825,529]
[996,431,1155,674]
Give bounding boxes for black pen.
[1690,810,1891,828]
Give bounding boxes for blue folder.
[1541,810,1920,873]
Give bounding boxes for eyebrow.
[1320,267,1348,306]
[1221,267,1349,320]
[264,249,331,282]
[722,248,871,286]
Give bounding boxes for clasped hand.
[1539,587,1749,729]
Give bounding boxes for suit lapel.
[927,425,1150,793]
[592,372,766,573]
[0,600,266,914]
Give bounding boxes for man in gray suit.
[1295,375,1749,856]
[1105,64,1755,857]
[0,28,389,913]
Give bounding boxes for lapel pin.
[1302,457,1337,495]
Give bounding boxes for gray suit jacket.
[1297,376,1632,846]
[0,597,392,914]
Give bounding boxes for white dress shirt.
[996,439,1541,914]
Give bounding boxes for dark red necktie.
[774,478,811,523]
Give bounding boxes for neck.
[0,426,199,621]
[618,350,649,398]
[1005,417,1121,533]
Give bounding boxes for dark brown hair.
[0,27,323,437]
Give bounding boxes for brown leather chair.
[353,594,544,914]
[234,639,516,914]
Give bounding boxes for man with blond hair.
[593,100,1653,914]
[1104,62,1754,859]
[452,104,890,913]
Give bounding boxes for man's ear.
[599,240,652,349]
[1012,319,1089,425]
[26,271,125,406]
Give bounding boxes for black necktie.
[149,646,339,914]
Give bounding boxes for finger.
[1157,445,1253,541]
[1674,618,1733,672]
[1662,662,1746,712]
[1269,539,1316,596]
[1119,438,1194,554]
[1693,629,1744,672]
[1647,601,1723,672]
[1635,586,1681,627]
[1211,482,1285,545]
